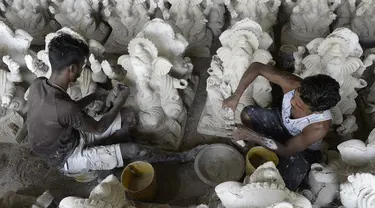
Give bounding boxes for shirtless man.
[27,30,203,175]
[223,62,341,190]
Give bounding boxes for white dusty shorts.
[62,113,124,174]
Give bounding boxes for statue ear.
[152,57,172,76]
[117,55,130,67]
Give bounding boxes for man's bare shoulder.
[302,120,331,140]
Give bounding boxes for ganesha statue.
[0,0,61,45]
[301,145,375,208]
[293,27,375,134]
[0,20,32,65]
[60,174,172,208]
[351,0,375,45]
[164,0,213,57]
[103,37,189,150]
[48,0,111,43]
[215,162,312,208]
[337,128,375,168]
[281,0,339,47]
[301,159,343,207]
[0,55,26,143]
[224,0,281,35]
[0,55,26,114]
[202,0,226,37]
[197,18,274,138]
[136,19,198,108]
[102,0,151,53]
[340,173,375,208]
[332,0,358,29]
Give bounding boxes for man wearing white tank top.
[223,62,340,190]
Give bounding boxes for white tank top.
[282,90,332,136]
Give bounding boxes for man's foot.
[120,107,136,128]
[181,145,208,162]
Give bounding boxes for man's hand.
[113,84,130,107]
[232,124,260,142]
[222,94,239,112]
[95,88,108,102]
[232,124,278,150]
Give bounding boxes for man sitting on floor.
[27,29,203,175]
[223,62,341,190]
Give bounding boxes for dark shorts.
[242,105,321,191]
[243,106,292,144]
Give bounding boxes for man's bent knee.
[120,143,149,160]
[241,106,252,127]
[63,144,123,174]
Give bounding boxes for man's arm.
[234,62,302,97]
[223,62,302,110]
[63,101,123,135]
[63,89,129,135]
[77,89,108,109]
[234,122,329,156]
[259,124,327,156]
[76,93,96,109]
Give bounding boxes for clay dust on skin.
[262,138,278,150]
[223,107,246,145]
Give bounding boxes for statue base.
[197,104,239,138]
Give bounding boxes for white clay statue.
[215,162,312,208]
[197,18,274,138]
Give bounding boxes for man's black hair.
[48,34,90,73]
[299,74,341,112]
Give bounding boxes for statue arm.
[135,2,149,17]
[270,0,281,12]
[148,0,157,14]
[0,0,7,12]
[224,0,238,18]
[356,4,367,16]
[191,5,206,20]
[232,62,301,102]
[2,80,16,107]
[203,0,213,15]
[328,0,341,11]
[159,0,170,19]
[102,0,114,17]
[348,0,356,14]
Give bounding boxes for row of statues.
[1,0,375,55]
[0,0,375,145]
[281,0,375,47]
[0,0,215,57]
